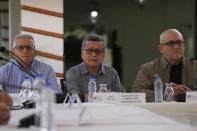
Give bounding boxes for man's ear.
[103,50,105,58]
[12,49,17,56]
[34,50,37,57]
[158,45,163,54]
[183,42,187,49]
[81,51,83,60]
[12,50,15,55]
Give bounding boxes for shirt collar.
[13,59,35,68]
[101,64,106,75]
[81,62,106,75]
[161,56,185,69]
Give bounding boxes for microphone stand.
[10,51,37,75]
[0,56,36,78]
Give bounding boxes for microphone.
[0,46,38,78]
[0,56,4,61]
[0,56,35,78]
[0,46,28,68]
[0,46,10,53]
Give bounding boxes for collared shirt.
[170,64,182,84]
[66,62,124,95]
[133,56,197,102]
[0,59,61,93]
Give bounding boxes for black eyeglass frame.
[14,45,35,51]
[160,40,185,47]
[83,48,104,55]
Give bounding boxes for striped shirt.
[66,62,125,94]
[0,59,61,93]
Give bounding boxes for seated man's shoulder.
[190,58,197,64]
[34,59,52,68]
[66,63,83,73]
[102,64,118,73]
[141,58,160,68]
[0,62,14,70]
[183,57,197,68]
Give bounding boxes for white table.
[132,102,197,126]
[2,102,197,131]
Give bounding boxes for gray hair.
[160,29,184,44]
[81,34,106,51]
[13,34,35,48]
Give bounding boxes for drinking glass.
[164,83,174,101]
[98,84,107,93]
[0,84,3,90]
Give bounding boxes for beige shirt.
[133,56,197,102]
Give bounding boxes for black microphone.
[0,46,10,53]
[0,47,26,66]
[0,56,36,78]
[0,46,38,78]
[0,56,4,61]
[0,46,29,68]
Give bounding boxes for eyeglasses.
[160,40,184,47]
[84,48,104,55]
[14,45,35,51]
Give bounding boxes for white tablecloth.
[2,103,196,131]
[131,102,197,126]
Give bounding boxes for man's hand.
[171,83,191,93]
[164,83,191,101]
[0,91,13,107]
[0,103,10,125]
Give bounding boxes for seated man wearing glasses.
[0,34,60,93]
[66,34,124,101]
[133,29,197,102]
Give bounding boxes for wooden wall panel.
[21,0,63,13]
[21,5,63,18]
[20,0,64,79]
[21,11,63,34]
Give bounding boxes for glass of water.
[164,83,174,101]
[98,84,107,93]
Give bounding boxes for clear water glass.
[164,83,174,101]
[98,84,107,93]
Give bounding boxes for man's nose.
[22,47,29,52]
[91,51,97,55]
[173,43,181,48]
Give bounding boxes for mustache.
[172,49,184,53]
[173,51,184,53]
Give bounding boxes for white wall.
[20,0,64,79]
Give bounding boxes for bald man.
[133,29,197,102]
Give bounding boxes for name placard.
[93,93,146,104]
[120,93,146,104]
[186,91,197,103]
